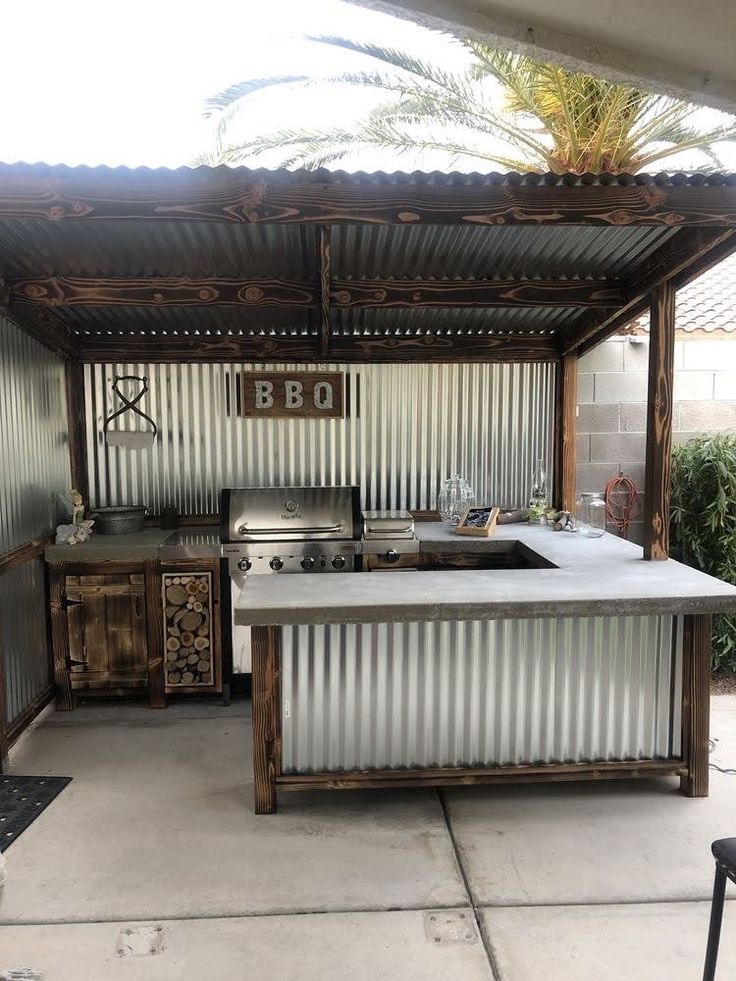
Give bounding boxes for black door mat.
[0,776,72,852]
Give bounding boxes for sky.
[2,0,735,172]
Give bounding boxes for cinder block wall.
[576,336,736,545]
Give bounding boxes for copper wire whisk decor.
[604,473,641,539]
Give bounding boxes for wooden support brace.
[319,226,331,357]
[680,613,712,797]
[553,354,578,512]
[643,282,676,560]
[251,625,281,814]
[65,359,89,503]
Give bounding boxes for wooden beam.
[0,534,54,578]
[3,301,77,359]
[11,274,625,309]
[564,228,736,356]
[643,282,676,560]
[319,227,331,355]
[12,276,317,308]
[1,167,736,225]
[331,278,624,308]
[553,354,578,512]
[48,561,74,711]
[144,559,165,709]
[77,331,561,364]
[251,625,281,815]
[680,613,712,797]
[0,627,8,770]
[65,360,88,502]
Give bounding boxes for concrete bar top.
[45,528,174,562]
[234,523,736,626]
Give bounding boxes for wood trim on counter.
[680,613,712,798]
[145,559,166,709]
[643,281,676,560]
[0,534,54,577]
[251,625,281,815]
[275,759,686,794]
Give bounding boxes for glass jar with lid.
[438,475,474,526]
[575,492,607,538]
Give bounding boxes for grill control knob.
[301,556,315,570]
[332,555,346,570]
[385,549,400,564]
[269,557,284,571]
[237,558,252,572]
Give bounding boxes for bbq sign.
[241,371,344,419]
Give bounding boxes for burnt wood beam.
[76,332,560,364]
[331,279,624,308]
[65,360,88,502]
[2,300,78,359]
[319,227,331,355]
[12,276,317,308]
[564,228,736,356]
[11,274,625,309]
[1,171,736,225]
[643,282,676,561]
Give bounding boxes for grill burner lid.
[221,486,361,543]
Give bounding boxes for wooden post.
[680,613,712,797]
[319,226,331,357]
[553,354,578,512]
[145,559,166,709]
[251,625,281,814]
[65,359,89,503]
[643,282,676,560]
[48,561,74,711]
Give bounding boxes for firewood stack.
[162,574,213,686]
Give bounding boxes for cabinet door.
[66,574,147,689]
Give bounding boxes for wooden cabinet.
[66,572,147,690]
[49,557,223,710]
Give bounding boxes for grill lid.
[221,486,360,543]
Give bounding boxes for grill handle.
[237,523,345,536]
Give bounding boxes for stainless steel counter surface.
[234,523,736,625]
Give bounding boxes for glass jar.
[438,474,474,526]
[575,492,607,538]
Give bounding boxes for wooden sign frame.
[455,506,500,537]
[238,371,344,419]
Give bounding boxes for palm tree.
[202,36,736,173]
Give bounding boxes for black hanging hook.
[103,375,158,436]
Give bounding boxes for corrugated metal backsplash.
[0,314,71,552]
[281,616,682,773]
[85,362,554,513]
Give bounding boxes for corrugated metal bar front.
[85,362,554,513]
[0,314,71,553]
[0,557,52,727]
[281,616,682,773]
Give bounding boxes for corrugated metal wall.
[85,362,554,513]
[281,616,682,772]
[0,314,70,552]
[0,558,51,727]
[0,313,69,730]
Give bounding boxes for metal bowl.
[91,506,147,535]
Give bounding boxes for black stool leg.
[704,864,728,981]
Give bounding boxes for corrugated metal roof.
[0,218,317,279]
[332,224,675,280]
[60,305,318,337]
[332,306,588,336]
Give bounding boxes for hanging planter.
[103,375,158,450]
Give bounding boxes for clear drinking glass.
[438,475,474,526]
[575,492,607,538]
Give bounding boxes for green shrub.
[671,433,736,673]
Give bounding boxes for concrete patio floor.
[2,697,736,979]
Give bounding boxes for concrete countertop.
[45,528,175,562]
[234,523,736,626]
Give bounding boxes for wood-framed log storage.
[47,558,223,709]
[251,613,702,814]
